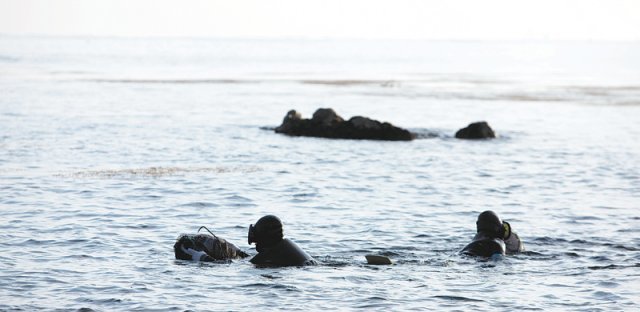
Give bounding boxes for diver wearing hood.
[461,210,525,257]
[248,215,317,266]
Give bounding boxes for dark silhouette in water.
[174,227,249,261]
[455,121,496,139]
[248,215,317,266]
[275,108,415,141]
[461,210,524,257]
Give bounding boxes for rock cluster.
[274,108,496,141]
[275,108,415,141]
[454,121,496,139]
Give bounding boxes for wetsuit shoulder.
[460,233,506,257]
[250,238,316,267]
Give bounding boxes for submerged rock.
[455,121,496,139]
[275,108,415,141]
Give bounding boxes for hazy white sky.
[1,0,639,40]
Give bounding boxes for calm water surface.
[1,37,639,311]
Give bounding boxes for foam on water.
[1,36,640,311]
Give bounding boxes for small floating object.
[365,255,393,265]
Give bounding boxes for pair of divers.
[174,215,316,266]
[174,211,524,266]
[461,210,525,257]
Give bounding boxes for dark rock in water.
[455,121,495,139]
[312,108,344,127]
[274,110,303,134]
[275,108,415,141]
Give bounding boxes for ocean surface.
[1,36,639,311]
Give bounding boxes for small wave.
[404,85,640,106]
[504,92,575,102]
[112,223,161,230]
[180,202,219,208]
[499,85,640,105]
[588,263,640,270]
[0,167,26,174]
[301,79,398,87]
[596,281,620,288]
[432,295,484,302]
[49,70,93,75]
[315,256,351,267]
[572,215,603,221]
[88,78,260,84]
[224,195,252,201]
[410,128,443,139]
[355,299,393,309]
[292,192,318,198]
[77,297,123,304]
[239,283,299,292]
[589,255,613,262]
[61,254,102,260]
[87,77,396,86]
[531,236,569,244]
[560,252,580,258]
[567,85,640,93]
[20,238,56,246]
[603,243,640,251]
[55,166,262,178]
[569,239,591,244]
[592,290,623,301]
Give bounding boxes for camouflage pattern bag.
[174,227,249,261]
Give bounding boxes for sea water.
[1,36,639,311]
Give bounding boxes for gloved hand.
[502,221,512,240]
[181,246,208,261]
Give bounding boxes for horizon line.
[2,32,640,43]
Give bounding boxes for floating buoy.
[365,255,392,265]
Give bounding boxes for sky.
[1,0,639,40]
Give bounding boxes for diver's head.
[476,210,506,239]
[248,215,284,252]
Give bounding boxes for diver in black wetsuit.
[248,215,317,266]
[461,210,525,257]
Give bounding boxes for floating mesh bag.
[174,227,249,261]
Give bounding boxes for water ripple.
[54,166,263,178]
